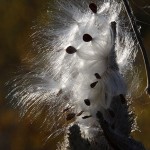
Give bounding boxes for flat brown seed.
[66,113,76,121]
[84,99,91,106]
[89,3,97,13]
[90,81,98,88]
[66,46,77,54]
[57,89,63,96]
[83,34,93,42]
[82,115,92,119]
[63,107,71,113]
[77,111,84,116]
[95,73,101,79]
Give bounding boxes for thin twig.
[122,0,150,95]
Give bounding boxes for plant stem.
[122,0,150,95]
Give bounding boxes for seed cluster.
[65,3,100,120]
[64,3,126,121]
[66,3,97,54]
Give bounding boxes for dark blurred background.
[0,0,150,150]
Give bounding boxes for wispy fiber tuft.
[7,0,143,146]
